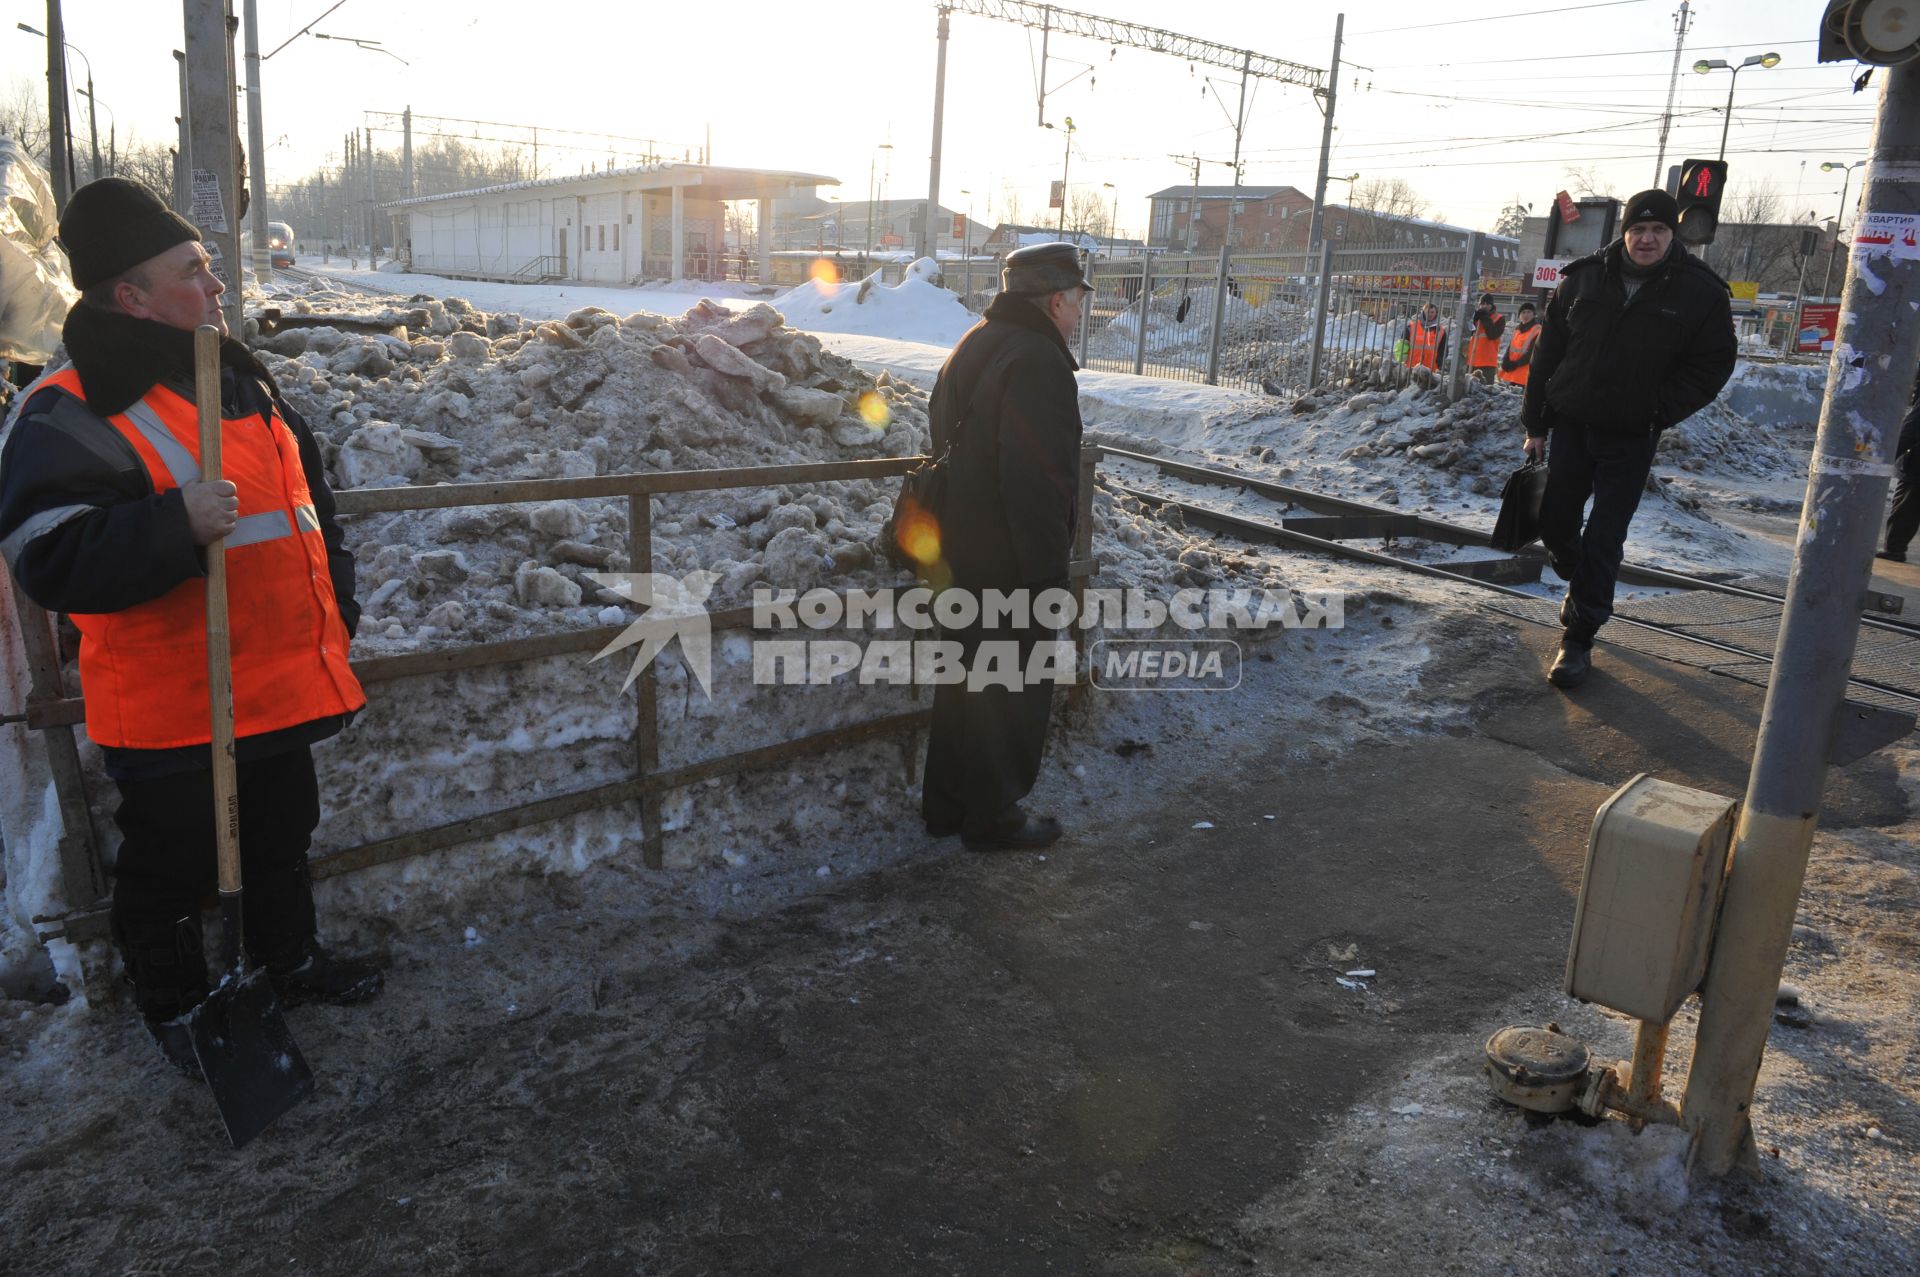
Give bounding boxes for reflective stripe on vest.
[37,367,364,749]
[1405,322,1442,370]
[1469,319,1501,369]
[1500,324,1541,386]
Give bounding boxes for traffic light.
[1675,159,1729,245]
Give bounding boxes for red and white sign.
[1798,302,1841,353]
[1533,258,1570,289]
[1555,190,1580,223]
[1049,180,1065,210]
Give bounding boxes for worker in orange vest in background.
[1500,300,1542,388]
[1401,302,1447,371]
[1468,293,1505,384]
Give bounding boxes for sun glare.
[857,391,891,429]
[809,258,840,286]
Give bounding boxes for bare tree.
[1563,165,1619,200]
[1000,181,1023,230]
[1713,181,1802,290]
[1067,186,1110,240]
[0,80,53,163]
[1343,177,1431,246]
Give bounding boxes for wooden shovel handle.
[195,325,241,901]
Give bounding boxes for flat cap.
[1001,242,1094,296]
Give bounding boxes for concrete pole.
[756,197,773,283]
[1132,254,1153,376]
[403,106,414,197]
[242,0,270,282]
[1203,56,1253,385]
[365,125,375,262]
[1307,238,1335,389]
[670,185,685,281]
[44,1,70,210]
[172,49,189,214]
[81,64,99,184]
[182,0,243,335]
[1307,13,1343,256]
[919,7,949,261]
[1447,232,1480,401]
[1680,61,1920,1178]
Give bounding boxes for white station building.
[381,162,838,286]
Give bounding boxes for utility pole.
[920,5,950,261]
[172,49,189,214]
[1054,117,1074,241]
[402,105,414,197]
[1680,58,1920,1178]
[242,0,270,281]
[182,0,243,335]
[1308,13,1343,254]
[365,125,376,261]
[1652,2,1693,185]
[44,1,71,210]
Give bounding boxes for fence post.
[1071,445,1099,699]
[1307,239,1335,391]
[1447,231,1480,402]
[1078,256,1093,365]
[1132,255,1153,376]
[628,494,665,871]
[1204,244,1233,384]
[5,585,106,908]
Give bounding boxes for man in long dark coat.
[919,243,1088,851]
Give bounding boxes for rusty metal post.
[628,494,664,870]
[7,587,105,906]
[1681,60,1920,1177]
[1626,1019,1671,1132]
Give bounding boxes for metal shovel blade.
[187,963,315,1148]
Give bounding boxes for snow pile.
[771,256,977,346]
[1722,359,1827,434]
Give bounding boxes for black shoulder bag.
[880,353,1002,573]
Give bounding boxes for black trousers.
[1538,422,1658,641]
[921,601,1061,836]
[110,746,322,1019]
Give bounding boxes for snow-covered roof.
[1322,204,1519,245]
[1145,185,1301,201]
[382,162,839,211]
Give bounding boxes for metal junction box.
[1566,774,1736,1024]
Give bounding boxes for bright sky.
[2,1,1879,237]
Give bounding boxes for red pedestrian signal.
[1675,159,1728,245]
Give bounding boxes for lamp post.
[1103,182,1118,255]
[1693,51,1781,161]
[1322,172,1358,248]
[1818,159,1869,302]
[17,21,97,184]
[1045,116,1076,242]
[865,142,893,263]
[77,86,114,176]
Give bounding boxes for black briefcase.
[1490,461,1549,552]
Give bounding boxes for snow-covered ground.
[6,258,1909,1273]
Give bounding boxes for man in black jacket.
[0,178,382,1075]
[1877,365,1920,563]
[1521,189,1736,688]
[918,242,1087,851]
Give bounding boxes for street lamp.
[1693,51,1781,161]
[1818,158,1869,302]
[17,21,98,183]
[313,33,409,65]
[77,86,114,176]
[1044,116,1076,242]
[1103,182,1118,254]
[865,142,893,262]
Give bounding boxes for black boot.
[1549,639,1593,689]
[269,946,385,1008]
[145,1015,203,1080]
[962,807,1064,852]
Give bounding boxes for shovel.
[183,323,316,1147]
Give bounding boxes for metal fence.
[1075,237,1538,400]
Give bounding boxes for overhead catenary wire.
[1355,0,1653,36]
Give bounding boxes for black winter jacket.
[928,292,1083,588]
[0,307,358,776]
[1521,239,1736,439]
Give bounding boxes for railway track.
[1097,445,1920,739]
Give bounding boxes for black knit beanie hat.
[1620,189,1680,233]
[60,177,202,290]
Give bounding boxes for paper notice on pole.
[191,169,228,233]
[1851,212,1920,260]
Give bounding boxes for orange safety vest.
[1469,316,1502,369]
[1405,321,1443,370]
[41,368,365,750]
[1500,323,1541,387]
